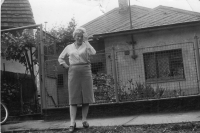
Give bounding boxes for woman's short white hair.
[73,27,88,40]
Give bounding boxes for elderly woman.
[58,27,96,132]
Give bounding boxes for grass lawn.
[11,121,200,133]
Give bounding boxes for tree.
[48,17,77,53]
[2,30,37,77]
[1,29,39,111]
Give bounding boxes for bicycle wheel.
[1,102,9,124]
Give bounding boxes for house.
[40,3,200,108]
[82,5,200,99]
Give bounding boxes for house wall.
[1,59,26,73]
[104,25,200,95]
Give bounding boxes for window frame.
[143,49,185,83]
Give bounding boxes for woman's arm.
[61,62,69,69]
[85,41,96,55]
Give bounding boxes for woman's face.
[75,32,83,45]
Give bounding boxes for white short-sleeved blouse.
[58,41,96,66]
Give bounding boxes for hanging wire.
[185,0,194,11]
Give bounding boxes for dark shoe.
[82,121,89,128]
[69,122,76,132]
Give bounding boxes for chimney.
[118,0,129,13]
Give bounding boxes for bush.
[93,73,115,103]
[118,79,183,102]
[1,76,21,116]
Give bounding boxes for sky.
[29,0,200,31]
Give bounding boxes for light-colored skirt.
[68,64,94,105]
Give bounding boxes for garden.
[93,73,186,103]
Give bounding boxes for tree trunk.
[25,50,39,113]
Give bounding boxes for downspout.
[194,35,200,93]
[128,0,137,59]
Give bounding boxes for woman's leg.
[70,104,77,126]
[82,103,89,122]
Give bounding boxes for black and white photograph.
[1,0,200,132]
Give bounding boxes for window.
[124,50,130,55]
[143,49,184,82]
[57,74,64,87]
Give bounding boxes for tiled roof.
[82,5,200,37]
[1,0,35,29]
[82,5,152,38]
[108,6,200,33]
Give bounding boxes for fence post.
[112,46,119,103]
[38,24,46,113]
[194,35,200,93]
